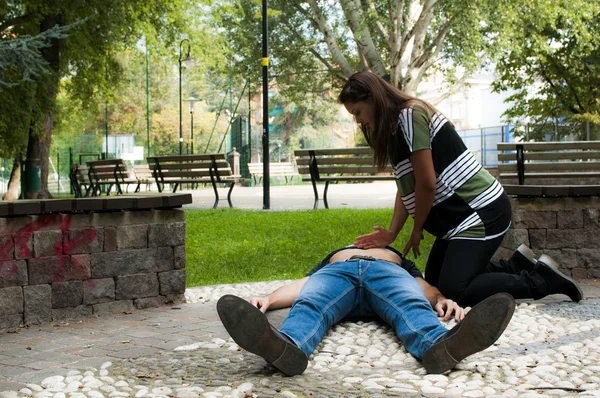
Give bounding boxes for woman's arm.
[404,149,437,257]
[389,191,409,238]
[415,277,465,321]
[249,277,309,313]
[354,191,408,248]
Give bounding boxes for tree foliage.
[492,0,600,137]
[212,0,507,97]
[0,0,200,197]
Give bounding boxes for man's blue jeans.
[280,258,449,360]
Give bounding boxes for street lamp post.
[186,97,199,154]
[277,142,281,162]
[178,39,193,155]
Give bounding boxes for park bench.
[86,159,139,196]
[497,141,600,197]
[132,164,154,192]
[247,162,297,185]
[147,153,250,208]
[294,147,395,209]
[69,164,93,198]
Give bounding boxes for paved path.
[181,182,398,211]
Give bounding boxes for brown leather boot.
[217,294,308,376]
[422,293,516,374]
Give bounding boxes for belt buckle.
[347,255,377,261]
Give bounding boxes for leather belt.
[346,255,378,261]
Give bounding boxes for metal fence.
[455,125,511,167]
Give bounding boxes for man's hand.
[248,296,271,313]
[434,297,465,321]
[402,229,424,258]
[354,226,396,249]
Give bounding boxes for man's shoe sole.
[422,293,516,374]
[216,294,308,376]
[537,254,584,302]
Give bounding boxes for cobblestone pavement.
[1,280,600,397]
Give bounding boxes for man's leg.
[217,295,308,376]
[361,260,516,374]
[361,259,449,359]
[217,261,360,376]
[280,261,361,357]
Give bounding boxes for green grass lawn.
[185,208,435,287]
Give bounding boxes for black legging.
[424,236,545,307]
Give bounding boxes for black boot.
[535,255,583,302]
[421,293,516,374]
[509,244,538,272]
[216,294,308,376]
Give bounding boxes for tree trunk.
[3,158,21,200]
[24,16,60,199]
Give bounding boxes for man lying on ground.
[217,245,516,376]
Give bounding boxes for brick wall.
[0,209,186,329]
[494,197,600,279]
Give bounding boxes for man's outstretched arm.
[249,277,310,313]
[415,277,465,321]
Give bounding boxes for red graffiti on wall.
[0,215,97,283]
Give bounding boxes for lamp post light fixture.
[186,97,199,154]
[178,38,193,155]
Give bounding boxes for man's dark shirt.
[305,245,423,279]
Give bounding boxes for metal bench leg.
[211,180,220,209]
[516,144,525,185]
[311,178,320,209]
[227,182,234,208]
[323,181,330,209]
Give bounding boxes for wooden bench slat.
[497,141,600,151]
[294,147,373,156]
[85,159,124,166]
[149,162,229,170]
[498,151,600,161]
[499,172,600,178]
[148,154,226,162]
[319,175,396,181]
[296,157,377,166]
[498,162,600,172]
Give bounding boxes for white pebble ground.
[2,281,600,398]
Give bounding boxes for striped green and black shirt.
[391,107,509,240]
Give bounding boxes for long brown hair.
[338,71,439,170]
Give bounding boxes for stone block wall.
[494,197,600,279]
[0,209,186,329]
